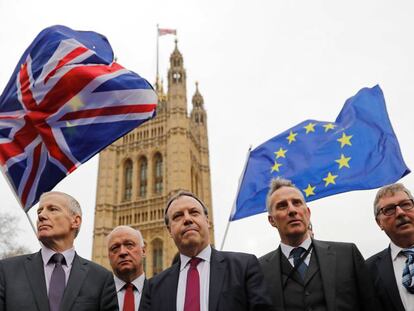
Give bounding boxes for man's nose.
[287,201,298,215]
[183,211,193,224]
[395,205,407,217]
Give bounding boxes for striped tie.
[401,248,414,293]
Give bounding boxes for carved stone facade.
[91,41,214,277]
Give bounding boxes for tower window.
[123,159,133,201]
[139,156,148,197]
[152,239,163,275]
[154,153,163,194]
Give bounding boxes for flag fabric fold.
[0,25,157,211]
[232,85,410,221]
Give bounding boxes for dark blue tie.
[290,247,308,280]
[48,253,66,311]
[402,248,414,293]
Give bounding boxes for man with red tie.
[107,226,146,311]
[140,191,273,311]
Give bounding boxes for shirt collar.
[41,245,75,267]
[390,240,414,261]
[114,273,145,293]
[280,236,312,259]
[179,245,211,272]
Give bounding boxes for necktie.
[401,248,414,293]
[123,283,135,311]
[290,247,308,280]
[48,253,66,311]
[184,257,202,311]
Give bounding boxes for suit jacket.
[366,247,405,311]
[259,239,380,311]
[140,248,273,311]
[0,251,118,311]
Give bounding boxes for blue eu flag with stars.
[232,85,410,221]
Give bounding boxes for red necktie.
[184,257,202,311]
[123,283,135,311]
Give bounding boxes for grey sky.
[1,0,413,260]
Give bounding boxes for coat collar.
[24,251,49,311]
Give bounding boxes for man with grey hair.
[259,177,380,311]
[0,191,118,311]
[366,183,414,311]
[107,225,146,311]
[141,190,273,311]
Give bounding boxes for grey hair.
[39,191,82,236]
[106,225,145,247]
[266,177,305,213]
[164,190,208,226]
[373,183,414,217]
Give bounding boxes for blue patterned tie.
[48,253,66,311]
[402,248,414,293]
[290,247,308,280]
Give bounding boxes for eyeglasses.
[376,199,414,216]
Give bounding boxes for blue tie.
[402,248,414,293]
[48,253,66,311]
[290,247,308,280]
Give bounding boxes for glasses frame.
[376,198,414,217]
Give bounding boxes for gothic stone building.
[91,41,214,276]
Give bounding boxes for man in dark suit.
[259,177,379,311]
[0,191,117,311]
[141,191,273,311]
[366,183,414,311]
[107,225,146,310]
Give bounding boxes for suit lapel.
[266,248,285,310]
[377,248,405,311]
[165,264,180,311]
[304,251,319,285]
[24,251,49,311]
[60,253,89,311]
[313,240,336,311]
[208,249,226,311]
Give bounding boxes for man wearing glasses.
[367,183,414,311]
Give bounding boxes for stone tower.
[91,41,214,276]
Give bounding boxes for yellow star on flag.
[303,184,316,197]
[323,172,338,186]
[286,131,298,144]
[337,132,352,148]
[304,122,316,134]
[335,154,351,169]
[271,161,282,172]
[323,123,336,132]
[274,147,287,159]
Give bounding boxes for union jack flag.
[0,25,157,211]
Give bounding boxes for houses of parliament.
[91,41,214,276]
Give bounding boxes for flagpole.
[220,146,252,250]
[156,24,159,85]
[24,211,37,236]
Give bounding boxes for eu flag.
[232,85,410,221]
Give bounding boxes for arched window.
[139,156,148,197]
[152,239,163,275]
[154,153,163,194]
[123,159,133,201]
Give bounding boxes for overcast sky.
[1,0,414,260]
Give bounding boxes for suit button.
[305,291,311,296]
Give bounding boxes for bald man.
[107,226,146,311]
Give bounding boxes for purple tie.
[48,253,66,311]
[184,257,202,311]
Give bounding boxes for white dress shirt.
[280,236,313,267]
[114,273,145,311]
[389,241,414,310]
[176,245,211,311]
[41,245,75,294]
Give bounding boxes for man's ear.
[141,245,146,257]
[375,217,384,230]
[71,215,81,230]
[268,215,277,228]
